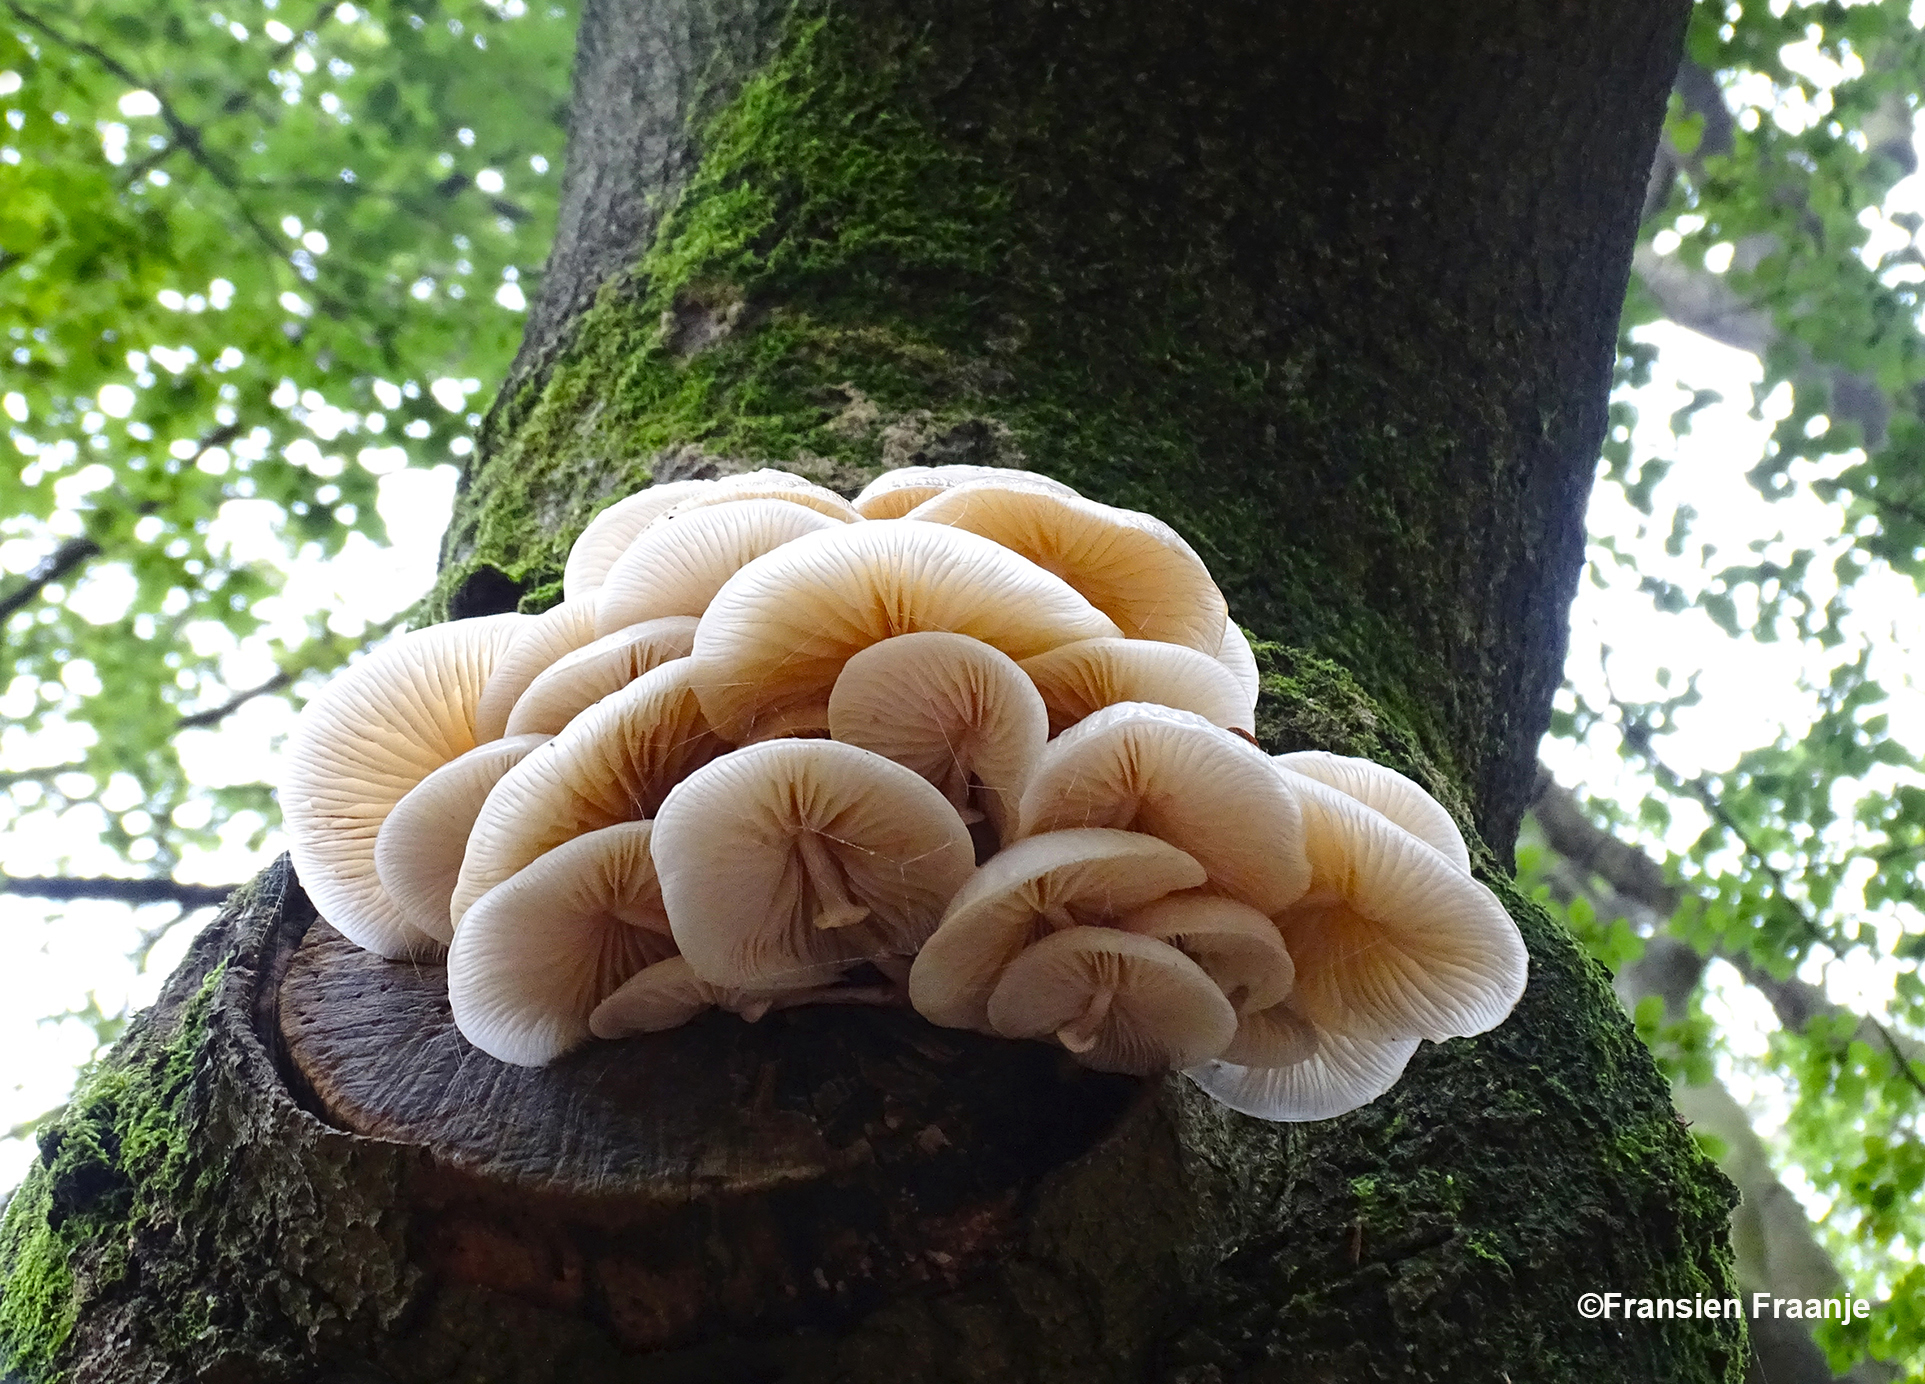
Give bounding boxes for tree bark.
[3,0,1752,1379]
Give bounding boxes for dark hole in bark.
[446,564,527,619]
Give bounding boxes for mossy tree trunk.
[3,1,1753,1380]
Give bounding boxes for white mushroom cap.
[1019,637,1254,736]
[589,955,901,1038]
[663,477,861,524]
[651,738,976,990]
[1273,750,1470,870]
[1015,702,1311,916]
[450,659,724,927]
[1274,776,1526,1044]
[504,617,699,737]
[852,464,1079,520]
[373,733,550,946]
[1115,893,1294,1015]
[689,520,1119,743]
[562,480,721,601]
[1214,999,1320,1068]
[1185,1027,1421,1122]
[1216,617,1260,712]
[985,927,1236,1075]
[909,828,1207,1033]
[447,820,678,1065]
[594,499,844,637]
[471,598,600,743]
[281,613,526,959]
[827,631,1047,843]
[906,482,1227,652]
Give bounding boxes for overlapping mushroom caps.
[280,460,1528,1122]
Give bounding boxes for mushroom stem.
[796,831,872,930]
[1056,983,1116,1053]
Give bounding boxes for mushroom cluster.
[280,464,1528,1121]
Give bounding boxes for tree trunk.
[2,0,1752,1380]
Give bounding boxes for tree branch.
[1529,766,1925,1086]
[0,537,101,622]
[175,669,293,730]
[1,875,236,909]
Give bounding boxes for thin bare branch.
[2,875,236,909]
[175,670,293,731]
[0,538,101,622]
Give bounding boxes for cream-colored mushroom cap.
[589,955,901,1038]
[853,464,1079,520]
[906,482,1227,652]
[561,480,721,601]
[1116,893,1294,1015]
[827,632,1047,843]
[1015,701,1311,916]
[1274,776,1526,1044]
[1213,999,1320,1068]
[281,613,526,959]
[1185,1027,1420,1122]
[471,598,600,743]
[503,617,698,737]
[373,733,550,946]
[689,520,1120,743]
[1020,637,1254,737]
[447,820,678,1065]
[652,738,976,990]
[450,659,724,927]
[595,499,844,637]
[1273,750,1470,870]
[1216,617,1260,712]
[985,927,1235,1075]
[664,477,861,525]
[909,828,1207,1033]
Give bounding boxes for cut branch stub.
[278,911,1139,1353]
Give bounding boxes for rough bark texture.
[2,0,1752,1378]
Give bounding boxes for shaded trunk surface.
[2,0,1751,1379]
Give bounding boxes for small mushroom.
[1212,999,1320,1068]
[594,498,847,637]
[689,520,1119,743]
[447,820,679,1065]
[1019,636,1254,736]
[909,828,1208,1033]
[589,955,900,1038]
[985,927,1236,1075]
[1015,701,1311,915]
[1184,1028,1421,1122]
[561,480,721,601]
[852,464,1079,520]
[663,477,861,525]
[906,481,1227,652]
[472,598,601,743]
[450,659,725,928]
[504,617,699,737]
[1273,750,1470,870]
[280,613,526,959]
[373,733,550,946]
[1273,776,1527,1044]
[651,738,976,990]
[1116,893,1294,1016]
[1216,616,1260,713]
[827,631,1047,844]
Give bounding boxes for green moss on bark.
[440,0,1596,827]
[0,964,226,1378]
